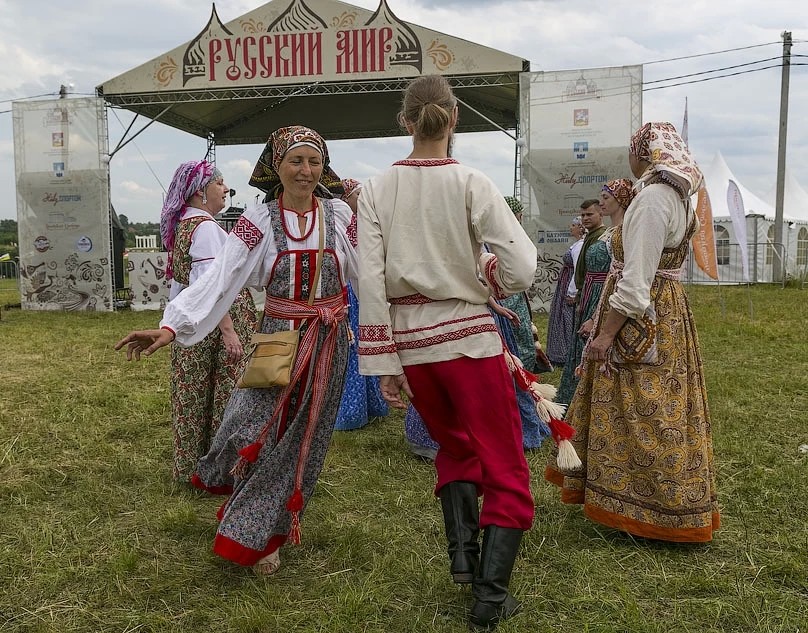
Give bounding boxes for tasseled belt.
[230,292,347,545]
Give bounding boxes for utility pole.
[773,31,791,283]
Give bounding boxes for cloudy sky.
[0,0,805,223]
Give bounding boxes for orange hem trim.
[561,489,584,505]
[544,465,564,487]
[584,504,720,543]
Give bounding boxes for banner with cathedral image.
[519,66,642,310]
[13,97,113,311]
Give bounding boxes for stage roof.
[97,0,529,144]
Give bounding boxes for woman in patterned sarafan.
[545,215,584,367]
[334,178,388,431]
[546,122,719,543]
[158,160,256,483]
[555,179,634,405]
[117,126,357,575]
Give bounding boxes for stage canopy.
[97,0,529,143]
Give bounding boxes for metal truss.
[97,73,520,106]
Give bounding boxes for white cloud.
[0,0,807,224]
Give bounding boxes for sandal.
[253,550,281,576]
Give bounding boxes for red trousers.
[404,355,534,530]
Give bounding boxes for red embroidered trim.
[346,213,357,248]
[393,158,459,167]
[484,255,505,299]
[393,313,491,335]
[358,343,398,356]
[389,293,433,305]
[396,324,498,350]
[358,324,389,342]
[232,216,263,251]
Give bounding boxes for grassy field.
[0,283,806,632]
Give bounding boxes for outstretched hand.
[380,373,414,409]
[114,328,175,360]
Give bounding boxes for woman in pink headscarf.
[546,122,719,544]
[117,125,358,575]
[158,160,256,483]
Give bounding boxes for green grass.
[1,285,806,632]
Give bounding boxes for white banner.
[13,97,113,311]
[127,252,171,311]
[726,179,749,282]
[100,0,525,93]
[519,65,642,310]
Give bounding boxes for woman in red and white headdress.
[118,125,358,575]
[546,122,719,544]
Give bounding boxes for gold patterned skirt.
[545,273,719,543]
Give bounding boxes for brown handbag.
[611,306,659,365]
[237,201,324,388]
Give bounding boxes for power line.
[644,56,783,85]
[527,61,791,106]
[0,91,58,104]
[642,40,782,65]
[644,63,788,91]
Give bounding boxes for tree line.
[0,216,164,259]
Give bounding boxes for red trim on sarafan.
[213,532,286,567]
[396,324,498,350]
[483,255,505,299]
[190,472,232,496]
[359,324,390,342]
[393,313,491,335]
[389,293,434,305]
[358,343,398,356]
[232,216,263,251]
[393,158,459,167]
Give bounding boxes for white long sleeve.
[161,200,356,346]
[609,183,690,319]
[358,159,535,374]
[167,208,228,301]
[161,204,273,346]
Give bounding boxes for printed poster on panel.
[519,66,642,310]
[128,252,172,311]
[13,97,113,311]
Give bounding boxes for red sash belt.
[232,292,347,544]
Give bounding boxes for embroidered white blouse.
[168,207,228,301]
[357,159,538,376]
[160,199,358,347]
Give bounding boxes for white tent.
[685,151,808,283]
[764,169,808,224]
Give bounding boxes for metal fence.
[0,260,17,280]
[683,242,799,288]
[0,260,20,308]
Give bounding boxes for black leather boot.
[468,526,523,630]
[438,481,480,584]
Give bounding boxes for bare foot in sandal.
[254,550,281,576]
